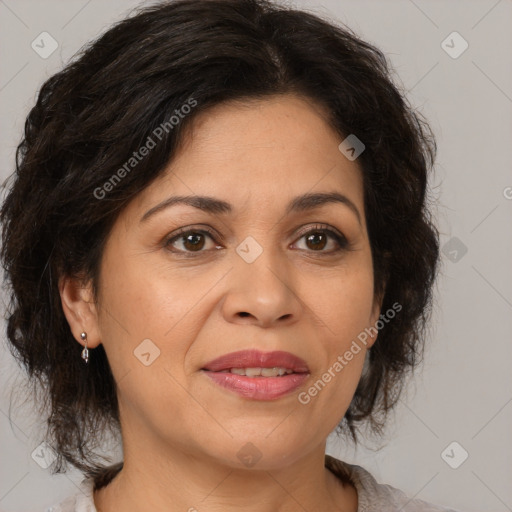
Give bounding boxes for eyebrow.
[140,191,361,225]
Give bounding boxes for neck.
[93,436,357,512]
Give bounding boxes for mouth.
[208,367,300,377]
[201,350,310,400]
[201,349,310,374]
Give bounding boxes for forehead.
[129,94,365,223]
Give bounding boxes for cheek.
[95,252,224,376]
[298,260,374,400]
[98,247,186,335]
[94,261,203,420]
[300,260,375,338]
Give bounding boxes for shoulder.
[44,477,96,512]
[325,454,462,512]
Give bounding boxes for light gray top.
[44,454,461,512]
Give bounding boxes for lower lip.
[202,371,309,400]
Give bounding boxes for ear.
[59,274,102,349]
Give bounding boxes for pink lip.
[203,372,309,400]
[202,349,309,373]
[201,349,310,401]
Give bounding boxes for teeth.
[220,367,294,377]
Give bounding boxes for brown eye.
[165,228,220,254]
[182,232,206,251]
[305,232,327,250]
[293,225,349,253]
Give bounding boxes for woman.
[0,0,460,510]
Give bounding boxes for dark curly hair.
[0,0,439,482]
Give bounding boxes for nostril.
[238,312,250,317]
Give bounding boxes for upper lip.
[202,349,310,373]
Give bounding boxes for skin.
[60,94,383,512]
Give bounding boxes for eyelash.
[163,224,350,256]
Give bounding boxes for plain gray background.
[1,0,511,511]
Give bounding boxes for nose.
[221,247,302,328]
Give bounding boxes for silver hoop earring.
[80,332,89,364]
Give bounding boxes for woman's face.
[75,94,382,469]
